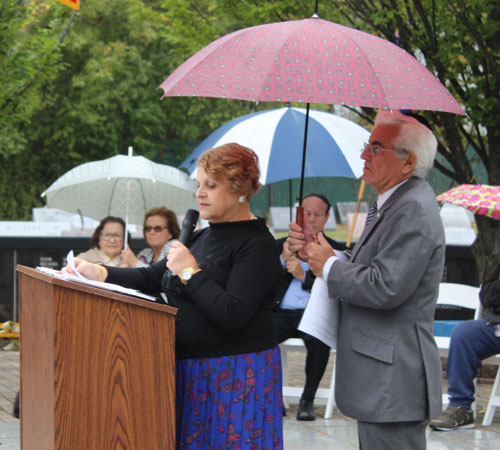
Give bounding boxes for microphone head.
[183,209,200,226]
[178,209,200,244]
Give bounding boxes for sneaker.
[430,405,475,431]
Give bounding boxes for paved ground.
[1,346,500,449]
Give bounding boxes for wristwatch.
[180,265,201,284]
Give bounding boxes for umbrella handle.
[346,180,366,248]
[296,206,304,229]
[295,206,316,250]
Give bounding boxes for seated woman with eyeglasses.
[120,207,180,267]
[76,216,129,266]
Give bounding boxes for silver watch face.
[182,269,192,280]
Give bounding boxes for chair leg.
[472,379,477,418]
[482,366,500,426]
[280,346,290,408]
[323,357,336,419]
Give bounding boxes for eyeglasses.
[144,225,168,233]
[362,142,405,157]
[100,232,124,241]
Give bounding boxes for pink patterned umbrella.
[437,184,500,220]
[159,16,464,115]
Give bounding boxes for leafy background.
[1,0,498,279]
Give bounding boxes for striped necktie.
[364,202,378,229]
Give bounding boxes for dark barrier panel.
[0,237,146,322]
[444,245,479,287]
[0,238,478,322]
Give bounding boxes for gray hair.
[374,111,437,178]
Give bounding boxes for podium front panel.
[18,266,176,450]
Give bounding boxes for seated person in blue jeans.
[430,262,500,430]
[274,193,346,420]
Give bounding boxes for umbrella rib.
[107,179,120,217]
[138,180,148,216]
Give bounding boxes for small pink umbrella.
[159,16,464,115]
[437,184,500,221]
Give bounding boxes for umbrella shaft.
[298,103,311,205]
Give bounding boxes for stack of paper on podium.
[36,266,158,302]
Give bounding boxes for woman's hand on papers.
[62,258,103,281]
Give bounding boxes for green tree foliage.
[0,1,73,218]
[1,0,498,279]
[0,0,265,220]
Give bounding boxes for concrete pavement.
[1,347,500,449]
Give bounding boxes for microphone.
[178,209,200,244]
[166,209,199,288]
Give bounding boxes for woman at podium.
[67,144,284,450]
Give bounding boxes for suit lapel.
[351,178,420,261]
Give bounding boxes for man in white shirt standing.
[274,193,345,420]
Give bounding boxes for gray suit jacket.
[327,177,445,423]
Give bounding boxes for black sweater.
[106,218,282,359]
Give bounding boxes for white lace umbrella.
[41,151,197,227]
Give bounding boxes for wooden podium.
[17,265,177,450]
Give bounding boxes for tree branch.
[433,158,457,182]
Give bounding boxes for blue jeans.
[447,318,500,409]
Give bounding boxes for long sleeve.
[184,231,280,331]
[106,260,167,296]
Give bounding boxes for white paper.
[36,266,158,302]
[298,277,339,348]
[66,250,86,279]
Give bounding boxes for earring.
[238,195,245,203]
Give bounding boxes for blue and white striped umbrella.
[181,106,369,185]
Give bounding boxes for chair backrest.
[435,282,481,321]
[336,201,368,224]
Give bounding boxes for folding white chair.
[482,355,500,426]
[434,282,480,416]
[280,338,336,419]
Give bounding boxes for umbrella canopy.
[159,16,464,115]
[41,154,197,225]
[437,184,500,221]
[181,106,368,185]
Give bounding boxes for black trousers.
[273,308,331,402]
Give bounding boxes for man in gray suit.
[288,110,445,449]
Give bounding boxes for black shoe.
[297,398,316,421]
[429,405,475,431]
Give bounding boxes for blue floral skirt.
[175,346,283,450]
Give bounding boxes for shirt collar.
[376,179,409,209]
